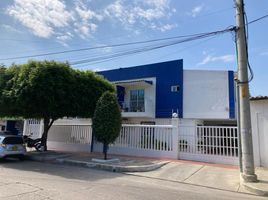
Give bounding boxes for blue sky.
[0,0,267,96]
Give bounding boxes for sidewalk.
[26,151,168,172]
[242,167,268,196]
[127,160,268,197]
[127,161,241,192]
[26,151,268,197]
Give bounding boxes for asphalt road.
[0,159,266,200]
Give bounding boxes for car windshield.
[2,137,23,144]
[0,131,13,135]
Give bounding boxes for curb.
[26,154,71,162]
[55,158,168,172]
[242,183,268,197]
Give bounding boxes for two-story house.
[98,59,236,126]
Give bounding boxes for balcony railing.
[119,101,145,112]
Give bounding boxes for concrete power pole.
[235,0,257,182]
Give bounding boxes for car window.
[0,131,14,135]
[2,137,23,144]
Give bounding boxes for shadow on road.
[0,158,124,182]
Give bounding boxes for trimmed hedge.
[92,91,122,159]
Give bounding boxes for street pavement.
[0,159,266,200]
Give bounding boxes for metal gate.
[178,125,239,165]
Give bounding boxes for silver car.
[0,133,26,160]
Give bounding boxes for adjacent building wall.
[250,99,268,167]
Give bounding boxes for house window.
[130,89,145,112]
[171,85,180,92]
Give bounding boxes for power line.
[1,12,266,64]
[73,36,218,68]
[247,14,268,25]
[0,7,232,43]
[0,8,233,58]
[71,13,268,67]
[1,13,266,62]
[142,36,218,65]
[0,33,210,61]
[71,27,235,66]
[0,28,235,62]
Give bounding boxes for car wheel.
[35,143,43,152]
[18,155,25,161]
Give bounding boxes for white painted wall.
[250,99,268,167]
[126,117,203,126]
[183,70,231,119]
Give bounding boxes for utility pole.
[235,0,257,182]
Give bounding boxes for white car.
[0,133,26,160]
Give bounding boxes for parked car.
[0,130,16,135]
[0,134,26,160]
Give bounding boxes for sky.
[0,0,267,96]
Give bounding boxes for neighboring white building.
[250,96,268,167]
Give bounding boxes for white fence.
[114,125,173,151]
[23,119,239,164]
[93,124,177,158]
[178,125,239,165]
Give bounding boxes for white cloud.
[151,23,177,32]
[56,32,73,46]
[73,0,103,38]
[104,0,174,31]
[75,4,103,22]
[6,0,103,41]
[1,24,22,33]
[188,5,204,18]
[6,0,176,43]
[7,0,73,38]
[74,23,98,39]
[198,54,235,65]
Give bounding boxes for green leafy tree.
[92,91,122,160]
[0,60,114,150]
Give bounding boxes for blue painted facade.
[98,60,236,120]
[98,60,183,118]
[228,71,235,119]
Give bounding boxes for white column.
[39,119,44,138]
[23,120,28,136]
[171,117,179,159]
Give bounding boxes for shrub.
[92,92,122,159]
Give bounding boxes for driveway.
[0,159,265,200]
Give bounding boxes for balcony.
[119,100,154,118]
[114,78,156,118]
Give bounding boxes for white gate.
[23,119,42,139]
[178,125,239,165]
[47,124,92,152]
[23,119,93,152]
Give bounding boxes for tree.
[0,60,114,150]
[92,91,122,160]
